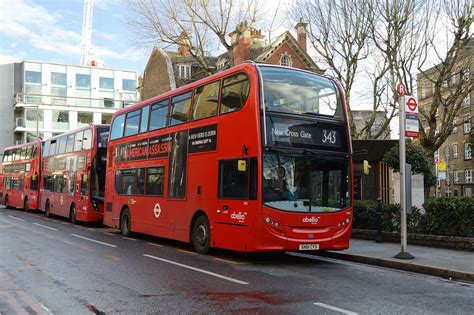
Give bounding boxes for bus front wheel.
[120,208,131,237]
[192,216,210,254]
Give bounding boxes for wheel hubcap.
[196,225,207,246]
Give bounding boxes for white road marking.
[39,303,53,315]
[143,254,249,285]
[33,223,58,231]
[71,234,117,248]
[314,302,358,315]
[8,215,25,222]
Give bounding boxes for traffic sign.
[404,96,418,114]
[397,83,406,97]
[437,162,446,171]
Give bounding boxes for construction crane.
[80,0,94,66]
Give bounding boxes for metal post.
[375,198,383,243]
[395,96,414,259]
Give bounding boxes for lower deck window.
[218,158,257,199]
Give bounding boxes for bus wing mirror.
[363,160,371,175]
[238,160,247,172]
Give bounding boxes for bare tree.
[125,0,267,73]
[291,0,374,137]
[417,0,473,157]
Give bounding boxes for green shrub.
[352,197,473,237]
[421,197,473,237]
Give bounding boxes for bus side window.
[121,169,137,195]
[110,114,125,140]
[170,91,192,126]
[30,174,38,191]
[66,134,75,153]
[124,109,141,137]
[82,128,92,150]
[74,131,84,151]
[146,167,164,196]
[81,174,89,196]
[149,100,169,131]
[115,171,121,194]
[220,73,250,114]
[68,173,75,196]
[140,106,150,133]
[218,158,257,200]
[192,81,220,121]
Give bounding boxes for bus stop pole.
[395,96,414,259]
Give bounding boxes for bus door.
[77,172,89,212]
[214,158,257,251]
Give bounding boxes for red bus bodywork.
[104,63,353,253]
[39,125,109,223]
[1,140,42,211]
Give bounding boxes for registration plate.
[299,244,319,251]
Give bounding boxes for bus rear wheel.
[45,200,51,218]
[23,198,29,212]
[120,208,131,237]
[192,215,210,254]
[70,204,77,224]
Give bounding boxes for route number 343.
[322,130,337,144]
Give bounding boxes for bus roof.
[43,124,110,142]
[3,139,42,152]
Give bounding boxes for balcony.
[14,93,138,109]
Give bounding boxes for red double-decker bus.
[104,63,353,254]
[40,125,109,223]
[1,141,42,211]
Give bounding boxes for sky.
[0,0,148,73]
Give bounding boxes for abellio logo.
[230,212,246,221]
[302,216,320,224]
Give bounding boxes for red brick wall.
[264,43,312,71]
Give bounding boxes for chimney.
[250,29,265,50]
[177,31,191,56]
[231,21,252,66]
[295,18,308,51]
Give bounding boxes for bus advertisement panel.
[40,125,109,223]
[1,141,42,211]
[104,63,352,254]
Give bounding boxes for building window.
[25,71,42,83]
[442,79,448,88]
[122,79,136,92]
[463,93,471,108]
[25,108,44,129]
[444,145,450,160]
[431,82,435,94]
[434,149,439,162]
[178,64,191,79]
[51,72,67,86]
[461,68,470,81]
[76,74,91,89]
[280,54,291,67]
[101,113,113,124]
[465,169,473,183]
[52,110,69,130]
[464,115,471,134]
[453,117,458,133]
[451,74,456,85]
[100,77,114,90]
[465,142,472,160]
[421,86,426,99]
[78,112,93,127]
[453,144,458,159]
[454,171,459,183]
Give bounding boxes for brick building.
[139,19,322,101]
[416,39,473,197]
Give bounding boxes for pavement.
[318,238,474,282]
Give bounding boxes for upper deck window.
[149,100,169,131]
[110,114,125,140]
[124,109,141,137]
[192,81,220,121]
[220,73,249,114]
[170,92,192,126]
[260,67,343,119]
[83,128,93,150]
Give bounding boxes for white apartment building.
[3,59,138,148]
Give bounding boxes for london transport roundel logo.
[154,203,162,218]
[407,97,417,112]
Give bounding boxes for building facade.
[139,19,322,101]
[417,41,473,197]
[1,60,138,151]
